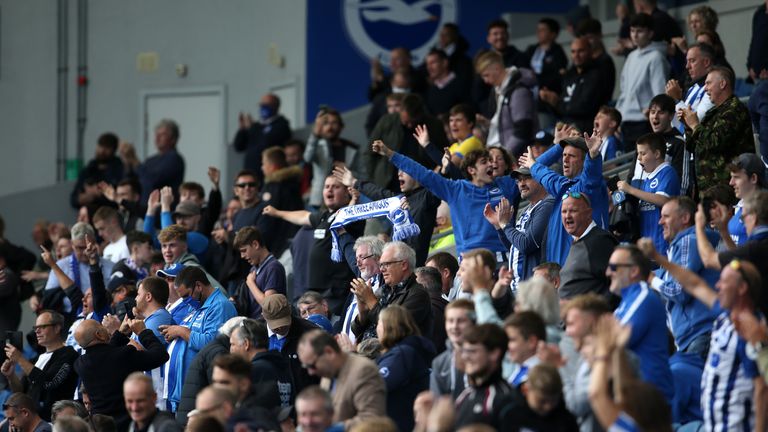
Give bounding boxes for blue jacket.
[391,152,519,255]
[531,145,609,265]
[656,225,719,351]
[614,282,674,402]
[377,335,436,432]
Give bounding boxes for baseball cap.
[107,271,135,293]
[533,130,554,148]
[559,136,589,154]
[511,166,532,179]
[156,263,185,279]
[173,201,201,218]
[727,153,767,187]
[262,294,292,330]
[307,314,333,333]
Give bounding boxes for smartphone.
[5,331,23,351]
[116,298,137,321]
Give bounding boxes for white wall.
[0,0,307,197]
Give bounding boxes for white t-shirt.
[103,235,130,263]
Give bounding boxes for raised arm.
[372,140,455,202]
[262,205,312,227]
[694,205,722,270]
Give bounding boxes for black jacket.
[128,410,182,432]
[271,315,321,394]
[557,62,606,133]
[352,274,433,341]
[23,346,79,421]
[506,387,579,432]
[260,165,305,256]
[455,370,517,430]
[523,42,569,94]
[233,116,292,181]
[74,329,169,430]
[251,350,294,408]
[176,333,230,425]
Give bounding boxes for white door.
[140,86,227,191]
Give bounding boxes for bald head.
[571,37,592,68]
[260,93,280,111]
[74,320,109,349]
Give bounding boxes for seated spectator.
[507,364,579,431]
[1,393,51,432]
[1,310,78,421]
[232,226,285,318]
[577,18,616,105]
[298,291,330,321]
[260,146,304,255]
[295,386,344,432]
[430,298,474,400]
[414,266,448,354]
[539,37,604,132]
[50,400,88,423]
[70,132,124,210]
[424,49,469,117]
[297,329,386,429]
[375,305,435,432]
[305,107,362,208]
[679,66,754,193]
[425,252,459,301]
[475,51,538,158]
[593,106,622,161]
[504,311,547,386]
[615,13,669,150]
[607,245,674,402]
[211,355,281,429]
[515,277,561,344]
[532,262,562,291]
[454,324,515,429]
[107,177,145,232]
[229,318,293,408]
[647,94,693,197]
[135,119,185,204]
[123,373,179,432]
[618,132,680,254]
[232,93,292,181]
[558,192,617,301]
[191,385,237,427]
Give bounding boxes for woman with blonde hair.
[375,305,435,432]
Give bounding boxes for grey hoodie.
[615,41,669,122]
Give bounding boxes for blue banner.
[306,0,578,123]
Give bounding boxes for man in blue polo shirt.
[159,266,237,412]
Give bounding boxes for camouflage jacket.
[687,95,754,193]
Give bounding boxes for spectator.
[618,132,680,253]
[522,130,609,266]
[515,277,561,344]
[143,186,209,260]
[647,94,693,197]
[109,178,145,233]
[156,225,218,288]
[680,66,755,193]
[375,305,435,432]
[368,47,426,102]
[190,385,237,427]
[178,168,223,238]
[615,13,669,150]
[748,1,768,163]
[425,252,459,301]
[295,386,344,432]
[507,364,579,431]
[156,263,197,326]
[365,94,447,192]
[558,192,617,301]
[435,23,474,85]
[159,266,237,413]
[576,18,616,105]
[211,355,281,429]
[305,107,362,208]
[444,104,483,167]
[351,241,433,343]
[667,43,715,132]
[454,324,515,429]
[484,166,554,291]
[1,311,78,421]
[175,316,245,425]
[1,393,51,432]
[136,119,185,204]
[639,240,767,431]
[473,19,526,115]
[70,132,124,210]
[297,329,386,429]
[283,139,313,199]
[430,299,474,399]
[523,18,568,98]
[232,226,286,319]
[532,262,562,291]
[721,154,767,247]
[298,291,330,321]
[92,206,129,263]
[263,175,363,317]
[260,294,320,394]
[123,373,179,432]
[111,230,152,284]
[260,146,304,255]
[365,73,410,137]
[233,93,292,181]
[475,50,538,157]
[424,49,469,117]
[414,266,448,354]
[73,318,168,430]
[229,318,293,408]
[49,400,87,423]
[593,106,622,161]
[504,311,547,386]
[539,37,604,132]
[606,245,674,402]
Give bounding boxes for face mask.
[391,87,410,94]
[260,104,276,120]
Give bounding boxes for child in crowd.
[647,94,693,197]
[593,106,622,161]
[618,133,680,254]
[504,311,546,386]
[507,364,579,431]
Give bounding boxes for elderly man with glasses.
[1,310,78,422]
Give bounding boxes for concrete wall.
[0,0,307,197]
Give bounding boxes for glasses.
[32,323,57,331]
[299,303,323,318]
[607,263,635,272]
[562,191,591,206]
[356,254,374,263]
[235,182,258,189]
[378,260,405,269]
[302,352,324,370]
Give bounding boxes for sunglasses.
[235,182,258,189]
[562,191,591,206]
[607,263,634,272]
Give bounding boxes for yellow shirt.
[448,135,484,159]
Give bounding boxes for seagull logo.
[343,0,457,65]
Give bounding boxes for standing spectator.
[297,330,386,429]
[454,324,515,429]
[475,51,538,157]
[633,0,683,45]
[647,95,693,197]
[1,311,78,421]
[111,230,152,284]
[111,178,145,232]
[123,373,179,432]
[615,13,669,150]
[304,107,362,208]
[593,106,622,161]
[435,23,474,84]
[430,299,474,399]
[92,206,129,263]
[424,49,468,117]
[375,305,435,432]
[667,43,715,133]
[606,245,674,402]
[577,18,616,105]
[368,47,427,102]
[351,242,433,343]
[233,93,292,182]
[722,154,767,247]
[414,266,448,354]
[365,73,410,137]
[523,18,568,97]
[178,166,223,238]
[679,67,755,194]
[70,132,124,210]
[1,393,51,432]
[639,240,767,431]
[159,266,236,413]
[156,225,218,288]
[136,119,185,204]
[473,19,526,115]
[504,311,547,386]
[232,227,286,319]
[260,147,304,255]
[335,236,384,345]
[284,139,313,199]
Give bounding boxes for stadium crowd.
[2,1,768,431]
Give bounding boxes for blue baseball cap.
[156,263,185,278]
